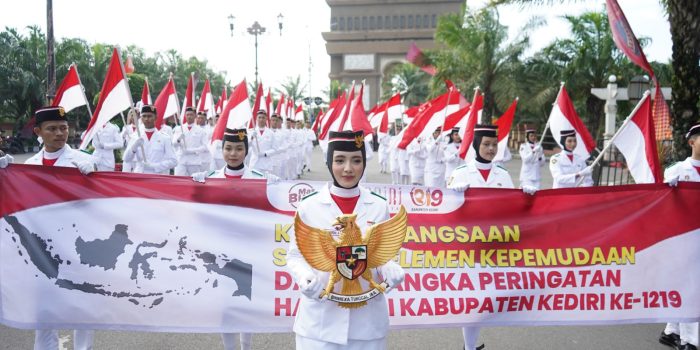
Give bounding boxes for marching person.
[123,105,177,174]
[519,129,546,189]
[389,123,402,185]
[249,110,276,174]
[660,123,700,350]
[196,110,212,171]
[191,127,278,350]
[303,121,316,173]
[91,120,123,171]
[121,112,140,172]
[172,107,208,176]
[549,129,592,188]
[0,106,97,350]
[377,129,391,174]
[447,124,535,350]
[209,113,225,171]
[407,137,427,185]
[424,127,447,188]
[287,130,405,350]
[443,127,465,183]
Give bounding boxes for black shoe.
[677,344,698,350]
[462,345,485,350]
[660,332,680,347]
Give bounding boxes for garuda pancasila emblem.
[294,205,407,308]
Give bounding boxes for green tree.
[275,75,306,103]
[381,63,430,107]
[323,80,348,101]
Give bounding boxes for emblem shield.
[336,245,367,280]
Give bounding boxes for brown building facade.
[322,0,462,108]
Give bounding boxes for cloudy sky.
[0,0,671,97]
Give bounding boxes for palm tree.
[381,63,430,106]
[275,75,306,103]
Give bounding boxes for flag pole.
[437,85,454,157]
[575,90,651,187]
[72,62,103,146]
[252,81,261,155]
[115,47,147,162]
[170,73,188,150]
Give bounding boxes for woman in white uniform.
[518,129,546,189]
[549,129,592,189]
[287,130,405,350]
[443,128,465,183]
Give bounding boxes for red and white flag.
[154,78,179,130]
[385,93,403,127]
[347,84,373,137]
[265,88,273,115]
[141,78,152,106]
[547,85,596,158]
[275,93,285,120]
[611,92,661,184]
[335,82,356,132]
[80,48,132,149]
[197,79,214,119]
[216,80,251,136]
[252,82,264,124]
[52,64,89,113]
[318,94,345,140]
[215,87,227,115]
[493,98,518,162]
[294,104,304,122]
[398,87,465,149]
[311,109,324,133]
[181,74,195,123]
[458,89,484,160]
[368,104,381,129]
[441,104,471,139]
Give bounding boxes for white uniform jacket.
[92,122,124,170]
[207,166,266,179]
[172,124,208,166]
[407,140,427,178]
[377,133,391,163]
[123,130,177,174]
[443,142,465,180]
[519,142,545,186]
[664,157,700,183]
[25,144,95,167]
[447,161,514,189]
[249,128,276,172]
[549,151,592,188]
[287,184,399,345]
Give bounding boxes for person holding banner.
[424,127,447,188]
[249,110,276,174]
[519,129,546,189]
[407,137,427,185]
[121,112,139,172]
[123,105,177,175]
[196,110,212,172]
[91,121,124,171]
[173,107,208,176]
[0,106,96,350]
[661,123,700,350]
[549,129,593,189]
[287,130,405,350]
[443,127,465,183]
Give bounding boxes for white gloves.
[298,272,323,299]
[380,263,405,292]
[577,166,593,177]
[192,171,207,183]
[132,137,144,148]
[0,154,14,168]
[522,185,537,195]
[667,175,679,187]
[449,183,470,192]
[72,161,96,175]
[533,145,543,153]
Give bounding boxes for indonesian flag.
[287,98,294,121]
[318,94,345,140]
[124,56,135,74]
[251,82,264,127]
[311,109,324,133]
[406,42,437,76]
[80,48,132,149]
[181,74,195,123]
[265,88,273,115]
[275,93,285,120]
[398,88,465,149]
[215,87,227,115]
[52,64,89,113]
[441,104,471,138]
[493,98,518,162]
[217,80,251,135]
[335,82,356,132]
[458,89,484,160]
[367,104,381,129]
[197,79,214,119]
[611,92,662,184]
[347,84,373,137]
[385,93,402,127]
[154,78,179,130]
[548,85,596,158]
[294,104,304,122]
[141,78,152,106]
[378,103,390,135]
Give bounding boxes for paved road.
[0,146,669,349]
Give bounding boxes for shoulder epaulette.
[301,191,318,201]
[551,153,561,158]
[371,191,386,201]
[456,164,467,170]
[252,169,264,177]
[79,149,92,155]
[496,165,507,171]
[207,171,216,177]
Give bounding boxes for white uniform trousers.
[35,329,94,350]
[221,333,252,350]
[425,172,446,188]
[462,326,481,350]
[296,334,386,350]
[665,322,699,346]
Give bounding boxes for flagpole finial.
[560,81,565,87]
[474,86,480,91]
[169,72,173,79]
[515,96,520,101]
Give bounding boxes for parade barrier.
[0,164,698,332]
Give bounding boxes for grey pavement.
[0,146,668,349]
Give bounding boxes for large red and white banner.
[0,165,699,333]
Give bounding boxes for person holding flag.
[519,129,546,189]
[443,127,465,183]
[424,127,447,188]
[0,106,97,350]
[377,129,391,174]
[660,123,700,350]
[249,110,276,174]
[91,121,124,171]
[195,110,212,171]
[172,107,208,176]
[123,105,177,174]
[549,129,593,188]
[407,137,427,185]
[287,130,405,350]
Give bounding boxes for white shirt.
[447,160,514,189]
[519,142,546,183]
[549,151,592,188]
[92,122,124,169]
[172,124,208,166]
[123,129,177,174]
[25,144,95,168]
[664,157,700,183]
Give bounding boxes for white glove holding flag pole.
[522,185,537,195]
[71,161,96,175]
[0,153,13,168]
[298,272,323,299]
[192,171,207,183]
[379,262,405,293]
[667,175,680,187]
[448,182,470,192]
[577,166,593,177]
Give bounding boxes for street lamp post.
[228,15,284,86]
